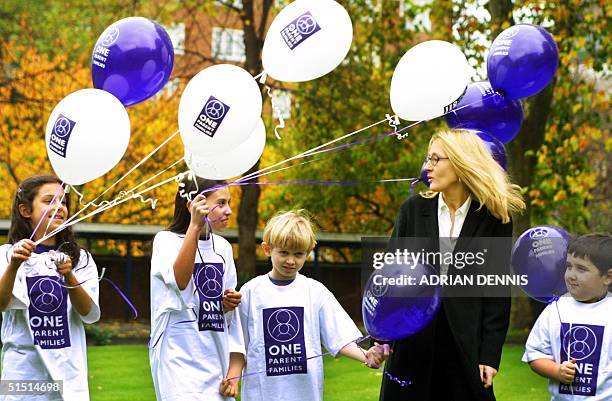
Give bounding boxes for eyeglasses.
[424,154,450,167]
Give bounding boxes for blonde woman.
[379,130,526,401]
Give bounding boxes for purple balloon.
[487,24,559,100]
[92,17,174,107]
[362,260,441,341]
[420,161,430,188]
[511,225,570,303]
[477,132,508,170]
[444,81,523,143]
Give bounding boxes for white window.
[164,23,185,56]
[212,27,246,62]
[272,90,291,119]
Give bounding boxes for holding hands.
[365,342,392,369]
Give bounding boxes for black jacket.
[379,194,512,401]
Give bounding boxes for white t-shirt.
[234,273,363,401]
[149,231,244,401]
[522,294,612,400]
[0,244,101,401]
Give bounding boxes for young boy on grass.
[219,210,390,401]
[522,234,611,400]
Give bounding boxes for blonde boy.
[220,210,389,401]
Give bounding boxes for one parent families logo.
[263,307,307,376]
[194,262,225,332]
[280,12,321,50]
[49,115,76,158]
[27,276,71,349]
[193,96,231,138]
[559,323,604,396]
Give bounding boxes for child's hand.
[187,194,209,228]
[558,358,576,384]
[219,377,239,398]
[223,289,242,312]
[9,240,35,270]
[365,342,392,369]
[50,251,73,278]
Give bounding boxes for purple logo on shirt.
[263,307,307,376]
[49,114,76,158]
[559,323,604,396]
[193,262,225,332]
[26,276,71,349]
[193,96,230,138]
[280,11,321,50]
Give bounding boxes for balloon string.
[101,277,139,320]
[37,172,184,245]
[59,130,180,232]
[264,85,285,140]
[29,182,64,241]
[552,296,574,395]
[237,117,391,184]
[205,178,420,195]
[226,335,377,381]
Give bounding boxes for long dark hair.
[8,175,82,266]
[166,175,227,235]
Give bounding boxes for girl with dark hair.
[149,174,244,401]
[0,174,100,401]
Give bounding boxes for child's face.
[19,183,67,239]
[206,187,232,232]
[263,243,309,280]
[565,253,611,302]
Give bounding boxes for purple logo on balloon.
[263,307,307,376]
[193,262,225,332]
[49,114,76,158]
[101,27,120,47]
[26,276,71,349]
[529,227,550,239]
[280,11,321,50]
[559,323,603,396]
[194,96,231,138]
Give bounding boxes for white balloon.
[179,64,262,156]
[184,119,266,180]
[262,0,353,82]
[45,89,130,185]
[390,40,473,121]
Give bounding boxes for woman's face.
[424,140,459,192]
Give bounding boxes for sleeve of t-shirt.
[73,250,101,324]
[0,244,27,310]
[318,284,363,357]
[232,282,251,355]
[228,305,246,356]
[522,304,555,363]
[150,232,189,316]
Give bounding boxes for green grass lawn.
[87,344,548,401]
[2,344,549,400]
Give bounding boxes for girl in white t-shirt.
[149,175,243,401]
[220,210,390,401]
[0,174,101,401]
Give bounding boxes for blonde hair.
[263,210,317,251]
[422,130,526,223]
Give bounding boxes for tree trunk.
[236,0,272,277]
